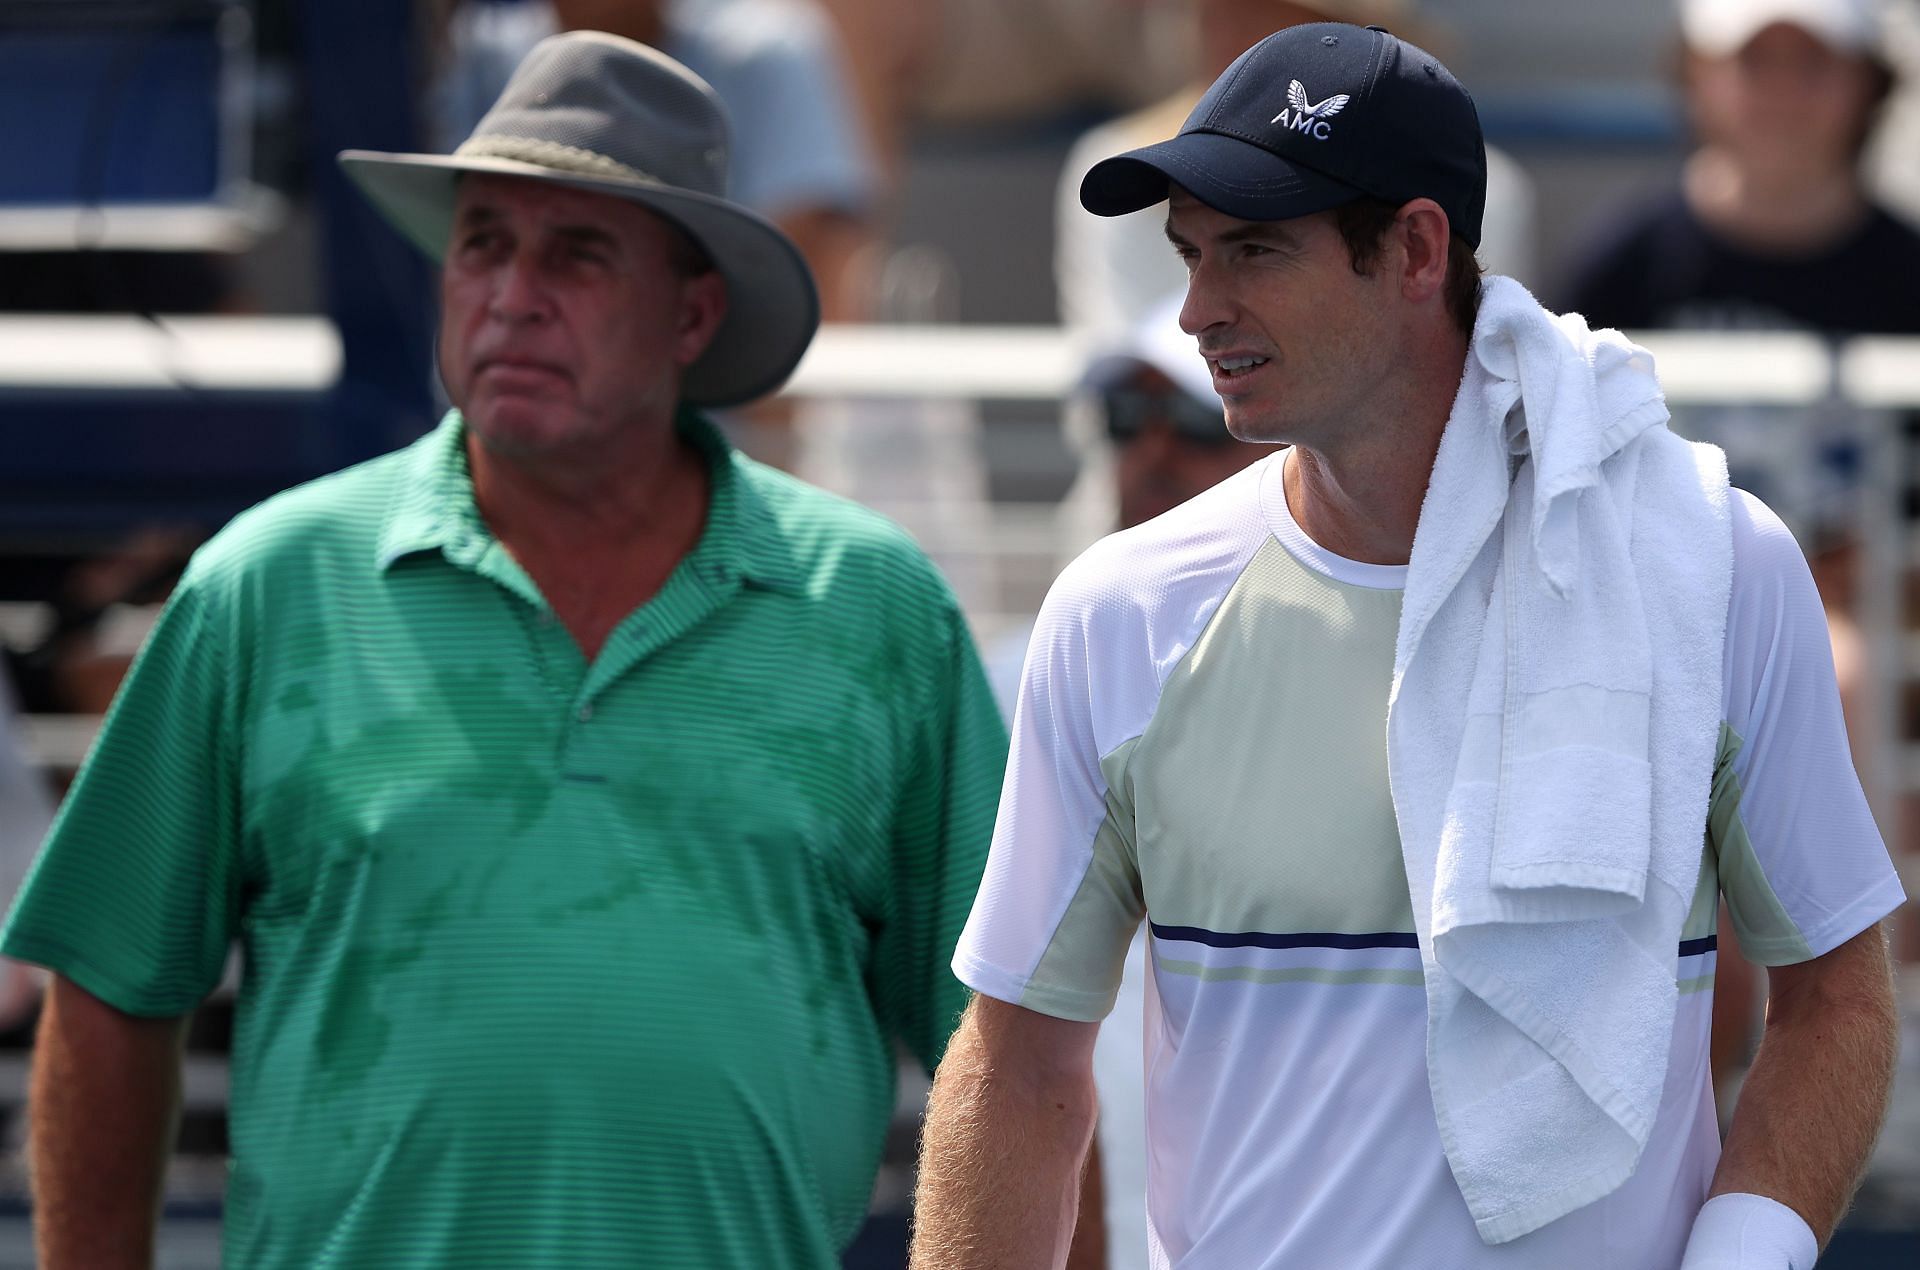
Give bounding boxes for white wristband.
[1679,1193,1820,1269]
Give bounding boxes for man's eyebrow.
[448,212,623,256]
[550,224,619,250]
[1164,217,1300,251]
[1218,221,1297,246]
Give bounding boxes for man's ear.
[1394,198,1452,306]
[673,270,729,367]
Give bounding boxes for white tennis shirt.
[956,451,1904,1269]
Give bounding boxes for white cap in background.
[1079,292,1219,408]
[1680,0,1884,57]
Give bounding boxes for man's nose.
[490,251,552,323]
[1179,265,1231,336]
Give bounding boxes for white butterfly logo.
[1288,80,1350,120]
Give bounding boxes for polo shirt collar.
[374,411,476,570]
[375,408,807,597]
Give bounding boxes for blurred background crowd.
[0,0,1917,1265]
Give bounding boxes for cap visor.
[1080,131,1367,223]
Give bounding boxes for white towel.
[1387,276,1733,1244]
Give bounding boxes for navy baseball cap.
[1081,22,1487,246]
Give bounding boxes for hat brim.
[1080,130,1368,223]
[338,150,820,409]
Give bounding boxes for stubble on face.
[1168,193,1397,453]
[438,175,708,468]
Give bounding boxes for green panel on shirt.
[1019,736,1145,1022]
[1132,539,1411,935]
[2,410,1007,1269]
[1707,722,1814,965]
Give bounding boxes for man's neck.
[1284,437,1435,567]
[1684,148,1869,254]
[466,418,712,659]
[1282,332,1468,567]
[472,426,704,543]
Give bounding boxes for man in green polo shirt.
[2,33,1006,1269]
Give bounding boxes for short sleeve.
[952,559,1150,1024]
[1709,491,1905,964]
[955,471,1268,1022]
[873,596,1008,1071]
[0,571,243,1015]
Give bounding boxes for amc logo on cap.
[1270,80,1350,140]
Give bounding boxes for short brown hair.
[1332,198,1482,336]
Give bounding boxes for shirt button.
[577,703,594,723]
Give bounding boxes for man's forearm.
[1708,925,1898,1245]
[1064,1136,1108,1270]
[911,997,1100,1270]
[30,976,187,1269]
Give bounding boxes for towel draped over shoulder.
[1387,275,1734,1244]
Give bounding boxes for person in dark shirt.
[1561,0,1920,335]
[1566,192,1920,335]
[1561,0,1920,1131]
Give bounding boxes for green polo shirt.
[3,410,1007,1268]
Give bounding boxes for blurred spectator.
[0,666,51,1035]
[1553,0,1919,752]
[1560,0,1920,336]
[988,293,1276,1270]
[1054,0,1538,343]
[989,290,1276,707]
[813,0,1191,183]
[1870,0,1920,220]
[434,0,881,320]
[1556,0,1920,715]
[5,526,201,718]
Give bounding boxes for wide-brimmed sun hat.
[339,31,819,408]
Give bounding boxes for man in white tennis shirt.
[910,21,1904,1270]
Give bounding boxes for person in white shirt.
[912,21,1903,1270]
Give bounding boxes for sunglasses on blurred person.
[1100,380,1233,447]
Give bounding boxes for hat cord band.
[454,135,662,186]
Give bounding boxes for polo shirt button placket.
[576,702,594,724]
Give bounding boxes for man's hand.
[910,994,1101,1270]
[1702,923,1898,1250]
[30,975,188,1269]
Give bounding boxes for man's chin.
[1224,417,1285,446]
[465,405,585,457]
